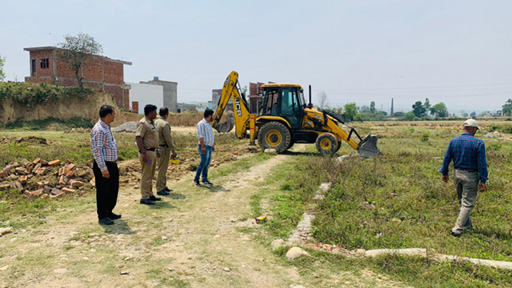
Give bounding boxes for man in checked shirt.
[440,119,488,237]
[91,105,120,226]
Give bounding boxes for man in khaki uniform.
[136,104,161,205]
[155,107,177,196]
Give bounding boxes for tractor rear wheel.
[315,133,339,155]
[257,122,291,154]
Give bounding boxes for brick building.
[248,82,265,114]
[24,46,132,110]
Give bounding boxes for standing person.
[91,105,120,225]
[136,104,161,205]
[155,107,177,196]
[194,109,215,187]
[440,119,488,237]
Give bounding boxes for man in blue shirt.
[440,119,488,237]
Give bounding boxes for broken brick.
[35,167,47,176]
[62,187,75,193]
[32,158,41,165]
[50,192,65,199]
[20,175,28,184]
[70,180,85,187]
[24,189,43,198]
[48,160,61,166]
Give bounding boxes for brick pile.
[0,158,94,199]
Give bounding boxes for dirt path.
[0,147,401,288]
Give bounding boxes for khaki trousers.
[452,170,479,233]
[157,146,170,192]
[140,150,157,199]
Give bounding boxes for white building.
[128,82,164,113]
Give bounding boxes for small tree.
[470,111,476,118]
[370,101,376,114]
[317,91,329,109]
[502,99,512,116]
[430,102,449,117]
[343,103,358,121]
[412,101,427,118]
[424,98,431,110]
[0,54,5,81]
[58,33,103,90]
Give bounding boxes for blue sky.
[1,0,512,114]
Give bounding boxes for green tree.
[502,99,512,116]
[0,54,5,81]
[430,102,449,117]
[412,101,427,118]
[424,98,431,110]
[370,101,376,114]
[58,33,103,89]
[470,111,476,117]
[343,103,358,121]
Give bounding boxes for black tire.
[257,122,291,153]
[315,133,339,155]
[334,141,342,153]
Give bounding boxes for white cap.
[464,119,479,129]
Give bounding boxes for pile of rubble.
[0,158,94,199]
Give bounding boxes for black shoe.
[202,180,213,186]
[109,213,122,220]
[140,199,155,205]
[164,187,173,192]
[99,217,114,225]
[157,189,170,196]
[193,180,201,187]
[451,231,462,238]
[149,195,162,201]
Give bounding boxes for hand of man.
[156,150,161,158]
[101,169,110,179]
[201,145,206,155]
[212,146,215,152]
[479,182,486,192]
[442,175,449,183]
[141,153,148,163]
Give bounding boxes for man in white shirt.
[194,109,215,187]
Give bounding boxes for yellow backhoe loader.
[211,71,380,158]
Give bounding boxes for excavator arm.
[211,71,252,139]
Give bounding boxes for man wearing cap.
[440,119,488,237]
[136,104,162,205]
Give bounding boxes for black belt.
[159,145,168,148]
[105,160,117,164]
[146,148,156,152]
[455,168,477,172]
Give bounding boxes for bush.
[0,82,93,107]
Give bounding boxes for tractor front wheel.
[257,122,291,154]
[315,133,339,155]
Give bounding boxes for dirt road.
[0,147,400,288]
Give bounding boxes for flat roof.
[23,46,132,65]
[261,83,303,88]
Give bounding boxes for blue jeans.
[194,145,212,182]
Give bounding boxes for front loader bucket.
[357,135,380,158]
[213,113,235,133]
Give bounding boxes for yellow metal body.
[212,71,378,156]
[301,108,359,150]
[211,71,252,140]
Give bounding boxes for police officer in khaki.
[136,104,161,205]
[155,107,177,196]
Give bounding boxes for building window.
[40,58,49,69]
[31,59,36,76]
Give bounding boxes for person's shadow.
[149,201,176,210]
[168,193,186,200]
[101,220,135,235]
[205,185,229,193]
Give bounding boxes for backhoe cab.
[212,71,380,158]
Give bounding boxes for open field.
[1,120,512,287]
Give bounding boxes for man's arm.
[477,141,488,191]
[163,124,176,155]
[91,130,110,178]
[439,141,453,182]
[136,122,148,162]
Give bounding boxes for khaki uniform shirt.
[155,116,176,153]
[136,116,159,149]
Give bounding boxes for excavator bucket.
[357,135,380,158]
[213,113,235,133]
